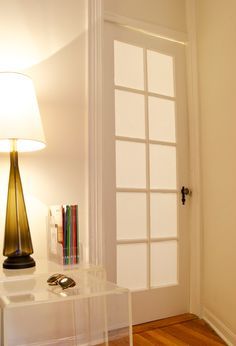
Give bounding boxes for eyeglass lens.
[47,273,76,289]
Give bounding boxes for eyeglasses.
[47,273,76,290]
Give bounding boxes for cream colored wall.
[196,0,236,336]
[104,0,187,32]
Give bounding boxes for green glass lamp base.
[3,150,35,270]
[3,255,36,269]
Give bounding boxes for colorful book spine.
[72,205,77,264]
[50,204,80,265]
[76,205,79,263]
[62,206,66,265]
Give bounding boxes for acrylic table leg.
[128,291,133,346]
[102,295,109,345]
[0,307,6,346]
[0,307,2,346]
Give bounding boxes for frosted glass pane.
[116,193,147,240]
[147,50,174,97]
[116,141,146,188]
[114,41,144,90]
[151,241,178,287]
[150,193,177,238]
[149,97,176,142]
[115,90,145,139]
[150,144,176,189]
[117,243,147,290]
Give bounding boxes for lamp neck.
[10,139,17,152]
[10,149,18,167]
[10,139,18,166]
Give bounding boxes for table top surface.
[0,259,129,308]
[0,258,104,282]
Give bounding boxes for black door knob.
[181,186,191,205]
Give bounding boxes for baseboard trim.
[203,308,236,346]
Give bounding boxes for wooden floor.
[100,313,227,345]
[132,313,226,345]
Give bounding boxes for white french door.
[102,22,190,325]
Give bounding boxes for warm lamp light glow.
[0,139,45,152]
[0,72,46,152]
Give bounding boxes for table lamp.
[0,72,46,269]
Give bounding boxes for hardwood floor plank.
[96,314,226,345]
[108,338,130,346]
[144,329,188,345]
[182,320,227,344]
[163,323,224,346]
[97,337,130,346]
[162,324,209,346]
[133,334,154,345]
[176,323,225,345]
[133,313,197,333]
[140,331,167,345]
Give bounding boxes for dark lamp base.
[3,255,36,269]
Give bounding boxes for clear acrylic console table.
[0,260,132,346]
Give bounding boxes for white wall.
[0,0,88,263]
[196,0,236,341]
[0,0,88,343]
[104,0,187,32]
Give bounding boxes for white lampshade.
[0,72,46,152]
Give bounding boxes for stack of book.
[49,205,80,265]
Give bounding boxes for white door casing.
[88,0,202,323]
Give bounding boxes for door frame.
[88,0,202,317]
[88,0,104,266]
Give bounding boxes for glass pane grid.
[151,282,179,290]
[147,49,175,97]
[150,236,178,241]
[115,89,146,139]
[117,239,148,244]
[149,144,177,189]
[148,96,176,143]
[116,237,178,244]
[116,140,146,188]
[114,89,177,147]
[116,192,147,240]
[117,243,148,290]
[114,41,144,90]
[114,41,178,292]
[150,241,178,288]
[150,192,178,238]
[115,136,177,149]
[114,86,176,100]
